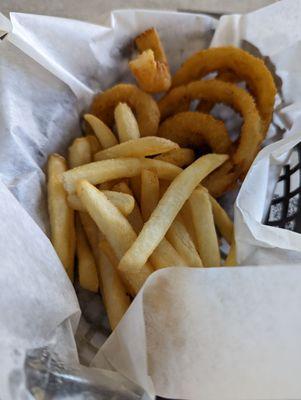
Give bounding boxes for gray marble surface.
[1,0,277,23]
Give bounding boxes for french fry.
[68,137,92,168]
[67,135,100,292]
[84,114,118,149]
[47,154,75,280]
[79,212,100,260]
[94,137,178,161]
[68,190,135,216]
[62,158,182,194]
[159,180,170,198]
[141,172,188,268]
[98,240,131,330]
[75,215,99,292]
[98,182,114,190]
[114,102,140,142]
[112,181,183,268]
[224,239,237,266]
[130,176,141,204]
[112,182,144,234]
[141,169,160,221]
[103,190,135,216]
[155,148,195,167]
[150,239,185,269]
[80,212,129,328]
[180,201,198,247]
[166,216,203,267]
[189,189,220,267]
[209,195,233,244]
[86,134,101,154]
[67,194,85,211]
[77,180,153,295]
[118,154,228,273]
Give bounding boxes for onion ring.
[129,28,171,93]
[197,70,240,113]
[172,47,276,134]
[90,84,160,137]
[202,160,241,197]
[158,80,262,196]
[159,79,262,170]
[158,111,232,154]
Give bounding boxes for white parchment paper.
[91,2,301,399]
[1,1,301,399]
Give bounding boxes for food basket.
[1,1,301,399]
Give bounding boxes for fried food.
[141,169,160,221]
[112,181,144,234]
[150,239,186,269]
[158,80,262,195]
[172,46,276,135]
[77,179,153,295]
[158,111,232,154]
[196,70,240,113]
[98,239,131,329]
[86,135,101,154]
[62,158,181,194]
[67,191,134,216]
[94,137,179,161]
[130,175,141,203]
[154,148,195,167]
[202,159,241,197]
[209,195,234,244]
[115,178,185,269]
[90,84,160,137]
[75,215,99,293]
[129,49,171,93]
[130,28,171,93]
[84,114,118,149]
[188,189,220,267]
[114,102,140,142]
[68,137,92,168]
[166,216,203,267]
[135,27,168,64]
[118,154,228,273]
[47,154,75,281]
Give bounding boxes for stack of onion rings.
[171,46,276,136]
[90,36,276,197]
[158,79,262,196]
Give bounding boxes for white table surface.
[1,0,277,24]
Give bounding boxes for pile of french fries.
[47,103,235,330]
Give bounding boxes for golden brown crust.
[159,79,262,170]
[202,160,241,197]
[158,79,263,196]
[90,83,160,137]
[197,70,240,113]
[172,46,276,135]
[158,111,232,154]
[130,28,171,93]
[129,50,171,93]
[135,27,167,63]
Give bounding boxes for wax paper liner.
[1,2,301,399]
